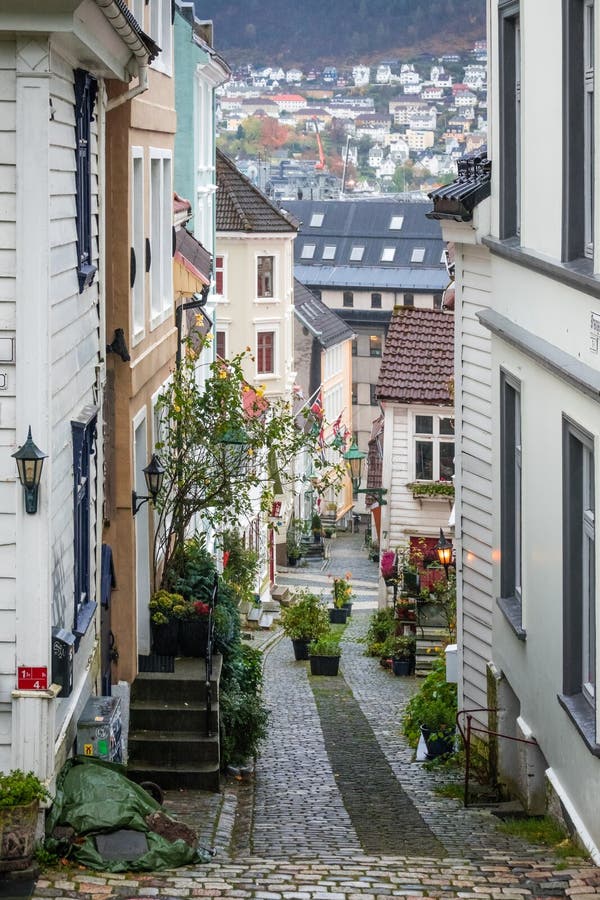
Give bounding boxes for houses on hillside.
[429,0,600,861]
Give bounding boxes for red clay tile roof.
[377,307,454,405]
[216,149,299,233]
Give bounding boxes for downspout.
[106,64,148,111]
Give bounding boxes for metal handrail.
[204,572,218,737]
[456,707,538,807]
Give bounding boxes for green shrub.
[365,607,396,656]
[309,633,341,657]
[402,655,457,747]
[280,590,329,640]
[0,770,48,807]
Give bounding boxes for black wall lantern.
[12,427,47,514]
[343,440,367,494]
[132,453,165,516]
[436,527,453,577]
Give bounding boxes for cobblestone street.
[32,533,600,900]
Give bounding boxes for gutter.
[106,63,148,111]
[93,0,159,109]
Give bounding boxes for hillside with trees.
[197,0,485,67]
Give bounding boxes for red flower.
[223,550,230,568]
[194,601,210,617]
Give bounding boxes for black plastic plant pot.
[392,657,411,676]
[420,725,455,759]
[329,607,348,624]
[292,638,310,661]
[342,603,353,616]
[309,654,340,676]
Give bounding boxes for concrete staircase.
[127,655,222,792]
[415,627,450,677]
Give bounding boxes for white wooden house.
[0,1,157,788]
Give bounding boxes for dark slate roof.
[175,227,211,282]
[216,149,299,233]
[293,279,354,349]
[377,307,454,405]
[283,198,446,288]
[427,149,491,222]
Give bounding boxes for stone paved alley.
[33,533,600,900]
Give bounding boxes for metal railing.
[456,707,538,807]
[204,572,218,737]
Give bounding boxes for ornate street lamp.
[343,440,367,494]
[436,528,453,577]
[132,454,165,516]
[12,427,47,514]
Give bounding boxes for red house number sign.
[17,667,48,691]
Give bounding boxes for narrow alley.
[33,532,600,900]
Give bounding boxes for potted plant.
[395,599,416,622]
[329,572,354,623]
[280,590,330,660]
[380,549,397,584]
[402,655,457,759]
[311,512,323,543]
[389,635,416,676]
[0,770,48,872]
[286,539,301,567]
[309,634,341,676]
[148,590,188,655]
[178,598,212,657]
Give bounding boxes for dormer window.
[381,247,395,262]
[350,245,365,261]
[310,213,324,227]
[411,248,425,263]
[322,245,336,260]
[301,243,316,259]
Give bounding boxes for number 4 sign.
[17,667,48,691]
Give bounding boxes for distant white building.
[368,144,385,168]
[430,66,453,87]
[400,63,420,85]
[286,68,303,84]
[376,64,392,84]
[353,64,370,86]
[403,83,423,95]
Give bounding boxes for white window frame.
[310,213,324,227]
[584,0,594,259]
[411,412,455,482]
[214,253,227,301]
[255,324,279,378]
[322,244,336,260]
[256,253,278,301]
[324,344,342,380]
[389,215,404,229]
[381,246,396,262]
[131,146,145,345]
[149,148,173,329]
[301,243,316,259]
[350,245,364,261]
[216,327,228,360]
[150,0,172,76]
[411,247,426,262]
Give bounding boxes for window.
[310,213,324,227]
[215,255,225,296]
[369,334,382,357]
[257,256,274,298]
[343,291,354,307]
[371,292,382,309]
[381,247,396,262]
[499,1,521,239]
[74,69,97,293]
[352,382,358,404]
[411,247,425,263]
[132,0,144,26]
[257,331,275,374]
[322,245,336,260]
[433,292,443,309]
[150,0,172,74]
[500,373,522,622]
[404,292,414,306]
[351,337,357,356]
[414,414,454,481]
[563,0,595,260]
[150,149,172,322]
[312,288,322,300]
[131,148,144,339]
[72,413,97,635]
[325,344,342,379]
[301,243,316,259]
[350,245,364,261]
[216,330,226,359]
[563,418,596,713]
[370,383,379,406]
[389,215,404,229]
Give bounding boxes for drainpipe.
[106,64,148,111]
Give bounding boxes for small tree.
[153,341,343,588]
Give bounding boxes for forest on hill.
[196,0,485,67]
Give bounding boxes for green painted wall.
[174,9,209,221]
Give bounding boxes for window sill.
[483,237,600,300]
[557,693,600,756]
[497,595,526,640]
[74,600,97,642]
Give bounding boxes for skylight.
[350,246,365,261]
[322,245,336,260]
[381,247,396,262]
[301,243,316,259]
[411,247,425,262]
[310,213,324,227]
[389,215,404,230]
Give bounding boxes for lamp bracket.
[132,490,151,516]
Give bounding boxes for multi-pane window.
[257,331,275,374]
[301,243,316,259]
[74,69,97,293]
[404,292,414,306]
[563,419,596,709]
[499,1,521,239]
[343,291,354,307]
[414,414,454,481]
[214,255,225,296]
[131,148,144,338]
[150,150,172,321]
[350,246,364,261]
[216,330,226,359]
[150,0,172,74]
[72,414,97,634]
[371,292,382,309]
[564,0,596,260]
[500,373,522,609]
[257,256,274,298]
[369,334,382,357]
[370,384,379,406]
[324,344,342,379]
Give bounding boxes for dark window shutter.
[130,247,136,288]
[145,237,152,272]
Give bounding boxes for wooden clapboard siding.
[457,243,493,721]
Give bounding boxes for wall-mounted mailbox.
[51,627,75,697]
